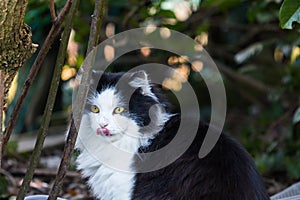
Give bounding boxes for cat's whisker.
[135,151,144,161]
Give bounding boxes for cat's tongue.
[96,127,111,136]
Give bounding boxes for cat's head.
[84,70,171,142]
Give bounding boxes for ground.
[0,135,290,199]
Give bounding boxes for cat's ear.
[91,70,104,85]
[128,70,156,99]
[87,70,103,92]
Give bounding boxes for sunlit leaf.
[293,107,300,125]
[279,0,300,29]
[234,43,263,64]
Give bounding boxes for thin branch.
[10,167,81,178]
[50,0,57,21]
[0,168,18,188]
[215,60,273,93]
[55,0,73,25]
[234,83,262,105]
[86,0,105,54]
[122,0,151,29]
[47,0,81,198]
[266,104,299,137]
[0,70,4,168]
[186,11,281,38]
[15,0,74,199]
[3,0,73,155]
[47,118,78,200]
[48,0,106,198]
[48,0,104,200]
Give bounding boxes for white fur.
[76,87,139,200]
[128,71,159,101]
[75,86,170,200]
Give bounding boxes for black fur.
[96,71,270,200]
[96,72,170,126]
[133,116,269,200]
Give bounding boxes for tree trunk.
[0,0,37,104]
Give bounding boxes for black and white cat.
[75,70,270,200]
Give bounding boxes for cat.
[75,70,270,200]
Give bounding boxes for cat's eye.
[113,107,125,114]
[90,105,100,113]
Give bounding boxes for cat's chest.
[76,138,138,200]
[89,164,135,200]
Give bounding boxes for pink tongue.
[96,127,110,136]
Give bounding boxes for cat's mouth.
[96,127,113,136]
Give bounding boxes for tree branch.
[215,60,273,93]
[50,0,57,21]
[266,104,299,137]
[15,1,74,199]
[0,0,38,107]
[0,168,18,188]
[47,118,78,200]
[47,0,81,198]
[122,0,151,29]
[86,0,105,54]
[3,0,73,155]
[47,1,106,198]
[0,70,4,168]
[10,167,80,178]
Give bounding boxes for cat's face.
[86,87,139,139]
[83,71,170,143]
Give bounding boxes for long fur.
[75,71,270,200]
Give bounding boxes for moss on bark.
[0,0,37,104]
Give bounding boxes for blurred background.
[2,0,300,198]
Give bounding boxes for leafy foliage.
[12,0,300,187]
[0,175,9,198]
[293,107,300,125]
[279,0,300,29]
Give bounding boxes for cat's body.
[75,71,270,200]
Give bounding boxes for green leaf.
[0,175,9,198]
[279,0,300,29]
[234,43,263,64]
[285,157,300,178]
[157,9,176,19]
[293,107,300,124]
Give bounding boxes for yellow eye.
[90,105,100,113]
[113,107,125,114]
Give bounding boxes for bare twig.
[215,60,273,93]
[266,104,299,137]
[3,0,73,155]
[11,168,80,178]
[0,168,18,188]
[48,118,78,200]
[15,1,74,199]
[186,11,281,40]
[48,1,106,199]
[46,0,81,198]
[0,70,4,168]
[122,0,151,29]
[234,84,261,105]
[50,0,57,21]
[86,0,105,54]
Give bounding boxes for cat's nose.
[100,123,108,128]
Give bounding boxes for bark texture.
[0,0,37,104]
